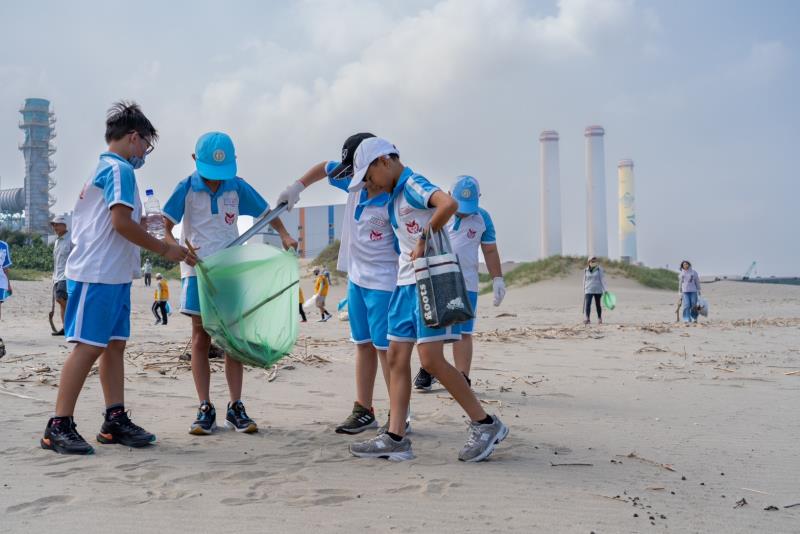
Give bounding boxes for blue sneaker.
[189,401,216,435]
[225,400,258,433]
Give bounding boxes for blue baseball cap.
[195,131,237,180]
[452,175,480,214]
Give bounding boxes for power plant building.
[0,98,57,234]
[617,159,637,263]
[259,203,345,259]
[584,125,608,258]
[539,130,562,258]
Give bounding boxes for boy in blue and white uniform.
[414,176,506,390]
[163,132,297,436]
[277,133,402,434]
[347,137,508,462]
[41,101,195,455]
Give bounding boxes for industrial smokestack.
[585,125,608,258]
[617,159,637,263]
[539,130,561,258]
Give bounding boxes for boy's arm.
[411,191,457,260]
[268,217,299,251]
[277,162,329,210]
[110,205,196,265]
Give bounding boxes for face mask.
[128,154,146,169]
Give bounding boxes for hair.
[388,153,400,161]
[681,260,691,269]
[105,100,158,144]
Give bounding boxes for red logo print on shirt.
[405,220,421,235]
[225,212,236,225]
[370,230,383,241]
[467,228,477,239]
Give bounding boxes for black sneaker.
[335,402,377,434]
[225,401,258,433]
[51,328,65,336]
[41,417,94,455]
[190,401,217,435]
[414,367,436,391]
[97,410,156,447]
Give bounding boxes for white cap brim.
[350,137,399,192]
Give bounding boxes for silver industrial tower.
[0,98,57,234]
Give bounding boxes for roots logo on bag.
[467,228,477,239]
[419,283,434,322]
[225,212,236,225]
[370,230,383,241]
[405,220,421,234]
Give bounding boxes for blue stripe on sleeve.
[236,178,269,217]
[0,242,10,268]
[162,178,191,224]
[403,174,438,209]
[478,208,496,243]
[98,159,136,209]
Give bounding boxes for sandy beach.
[1,273,799,533]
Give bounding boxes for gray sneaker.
[376,409,412,436]
[458,415,509,462]
[349,433,415,461]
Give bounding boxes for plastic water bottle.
[144,189,165,240]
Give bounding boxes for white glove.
[492,277,506,307]
[277,180,305,211]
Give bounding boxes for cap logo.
[213,149,226,163]
[342,147,348,161]
[461,189,472,199]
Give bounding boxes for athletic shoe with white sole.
[458,415,509,462]
[349,433,415,461]
[413,367,436,391]
[335,402,377,434]
[225,400,258,433]
[189,401,217,435]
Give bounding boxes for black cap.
[328,132,376,179]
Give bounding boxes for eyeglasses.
[130,131,155,155]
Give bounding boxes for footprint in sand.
[115,458,159,472]
[286,488,355,507]
[44,465,97,478]
[6,495,74,514]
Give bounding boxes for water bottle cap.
[145,189,154,196]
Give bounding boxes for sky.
[0,0,797,275]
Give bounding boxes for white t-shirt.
[65,152,143,285]
[163,172,269,279]
[446,208,497,292]
[326,161,398,292]
[388,167,439,286]
[52,232,72,283]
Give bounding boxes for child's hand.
[410,238,426,261]
[163,244,197,266]
[281,234,299,252]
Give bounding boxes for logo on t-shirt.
[405,220,421,235]
[370,230,383,241]
[225,212,236,225]
[467,228,477,239]
[369,216,387,228]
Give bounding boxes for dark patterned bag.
[413,229,474,328]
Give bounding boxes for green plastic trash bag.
[602,291,616,310]
[195,244,299,369]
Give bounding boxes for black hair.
[105,100,158,144]
[681,260,691,268]
[388,153,400,160]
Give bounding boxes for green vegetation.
[480,255,678,293]
[310,240,345,278]
[8,268,49,281]
[140,250,180,279]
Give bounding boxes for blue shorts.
[460,291,479,335]
[387,284,461,345]
[347,281,392,351]
[181,277,201,316]
[64,280,131,347]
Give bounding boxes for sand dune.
[1,274,799,533]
